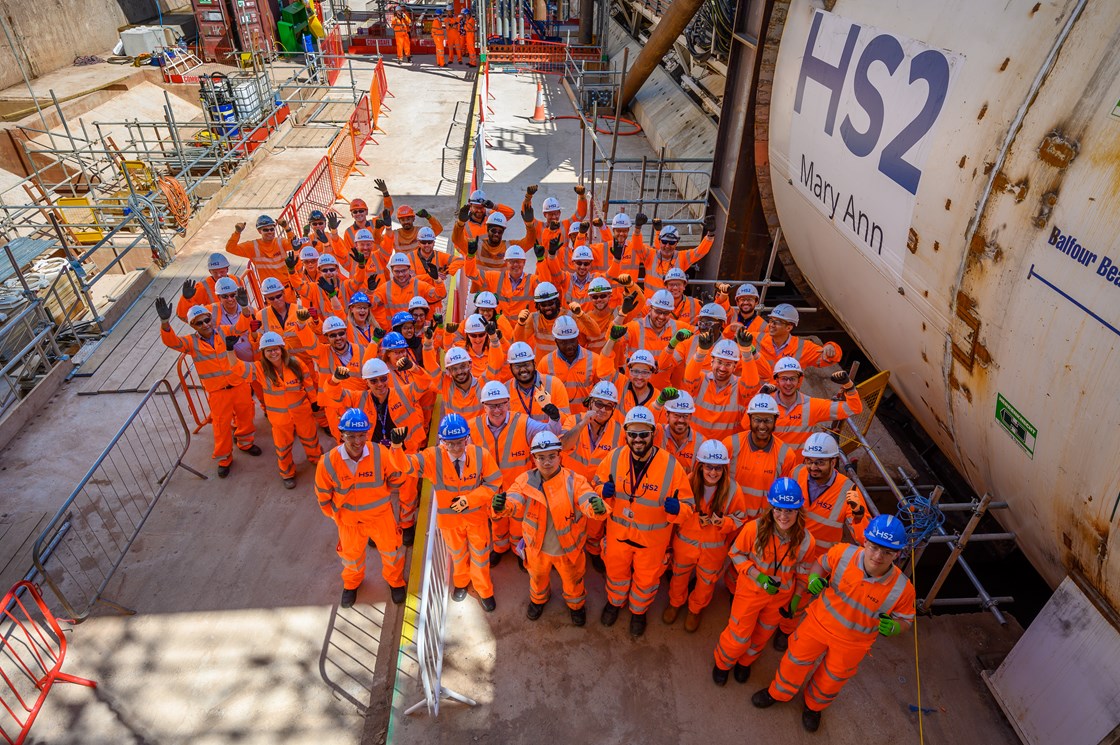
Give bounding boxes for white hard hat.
[187,305,211,323]
[627,349,656,369]
[260,277,285,296]
[623,405,656,429]
[355,228,375,242]
[773,356,804,377]
[664,267,688,284]
[769,303,800,325]
[317,253,339,267]
[530,430,563,453]
[418,226,436,241]
[207,252,230,271]
[480,380,510,403]
[299,245,320,262]
[408,296,430,311]
[589,380,618,403]
[648,290,675,312]
[747,393,780,416]
[486,212,508,228]
[696,439,730,466]
[542,197,561,212]
[322,315,348,334]
[552,315,579,340]
[568,221,582,235]
[504,245,526,261]
[711,338,741,362]
[362,357,390,378]
[258,331,285,350]
[803,432,841,459]
[736,283,759,299]
[663,390,695,415]
[611,213,632,229]
[506,341,535,365]
[388,252,411,268]
[659,224,680,240]
[699,303,727,321]
[464,313,487,334]
[214,276,238,295]
[444,346,471,368]
[468,188,487,204]
[534,282,560,302]
[474,291,498,309]
[571,245,594,263]
[588,276,612,295]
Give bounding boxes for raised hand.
[317,276,338,297]
[396,356,414,371]
[389,426,407,446]
[333,366,350,381]
[458,204,471,222]
[155,297,172,321]
[467,238,479,257]
[349,248,367,268]
[830,370,851,386]
[182,279,197,299]
[620,292,639,315]
[285,251,298,272]
[236,287,250,308]
[634,212,648,227]
[224,334,241,349]
[327,211,341,230]
[609,324,627,341]
[234,221,247,233]
[374,178,389,196]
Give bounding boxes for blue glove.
[664,490,680,515]
[601,476,616,500]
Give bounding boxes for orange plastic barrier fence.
[327,127,358,199]
[375,57,393,100]
[351,94,374,151]
[325,26,344,86]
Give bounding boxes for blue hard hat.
[309,209,327,222]
[381,331,409,350]
[865,514,908,551]
[256,214,276,228]
[348,291,370,306]
[391,311,415,328]
[438,412,470,440]
[338,408,371,433]
[767,477,804,509]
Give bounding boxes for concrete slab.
[0,54,132,101]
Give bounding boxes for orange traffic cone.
[531,82,548,123]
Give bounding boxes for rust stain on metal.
[907,228,919,254]
[1038,131,1079,169]
[958,155,966,168]
[1030,2,1040,16]
[947,370,974,403]
[977,103,988,121]
[968,233,1003,264]
[945,198,952,210]
[933,241,940,252]
[1033,190,1059,228]
[992,170,1029,202]
[999,57,1010,72]
[950,291,992,373]
[983,162,994,175]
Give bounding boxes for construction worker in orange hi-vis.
[494,430,607,625]
[755,303,842,379]
[681,335,762,442]
[175,252,243,322]
[577,276,616,353]
[390,413,502,611]
[752,514,914,734]
[525,186,590,267]
[597,212,652,278]
[559,380,623,574]
[465,242,554,319]
[617,348,659,410]
[293,252,367,320]
[447,313,508,381]
[512,282,592,356]
[315,408,408,609]
[649,389,704,471]
[721,393,799,525]
[600,288,689,389]
[343,291,381,351]
[302,209,347,263]
[255,332,322,489]
[537,315,617,415]
[438,346,486,420]
[453,188,518,269]
[765,357,862,447]
[772,432,869,650]
[429,12,447,66]
[408,226,462,284]
[155,297,260,478]
[665,440,754,632]
[226,214,296,287]
[192,276,256,364]
[460,8,477,66]
[594,405,695,637]
[656,302,726,386]
[715,282,766,340]
[256,276,318,375]
[501,342,572,423]
[712,478,814,687]
[472,380,568,560]
[369,252,445,330]
[607,216,712,295]
[344,198,389,255]
[662,267,703,325]
[390,5,413,62]
[380,199,444,256]
[444,7,463,63]
[449,292,514,345]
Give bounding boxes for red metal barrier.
[350,93,374,152]
[177,351,211,433]
[327,128,358,200]
[284,156,337,233]
[325,26,344,86]
[1,581,97,745]
[369,75,385,134]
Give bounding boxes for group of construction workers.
[389,4,479,67]
[155,180,914,733]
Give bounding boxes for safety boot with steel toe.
[390,585,407,604]
[711,665,729,686]
[570,607,586,626]
[752,688,778,708]
[526,601,545,621]
[772,630,789,651]
[733,664,751,683]
[340,588,358,608]
[600,603,621,626]
[802,707,821,733]
[662,604,682,625]
[629,612,647,637]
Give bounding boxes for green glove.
[878,615,901,636]
[589,495,606,515]
[668,328,693,349]
[656,387,679,406]
[755,573,780,595]
[780,594,801,619]
[533,243,545,261]
[416,208,430,219]
[807,573,828,596]
[492,492,507,512]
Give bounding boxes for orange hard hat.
[350,198,368,210]
[397,204,415,218]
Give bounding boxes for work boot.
[629,612,647,637]
[662,604,682,625]
[711,665,729,687]
[340,588,358,608]
[773,630,789,651]
[490,550,504,567]
[570,607,586,626]
[217,462,232,478]
[241,444,262,456]
[452,586,468,602]
[589,554,606,573]
[282,477,296,490]
[480,595,496,612]
[752,688,778,708]
[733,664,751,684]
[517,555,527,573]
[684,611,702,632]
[402,525,416,547]
[801,707,821,733]
[526,601,545,621]
[390,585,407,605]
[600,603,621,626]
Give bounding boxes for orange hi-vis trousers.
[432,32,446,66]
[445,28,462,62]
[211,384,256,466]
[336,511,406,590]
[668,532,730,614]
[443,519,493,597]
[394,33,411,60]
[767,612,872,712]
[714,582,789,670]
[271,403,322,478]
[527,548,587,609]
[604,540,665,614]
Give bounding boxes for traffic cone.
[531,82,548,123]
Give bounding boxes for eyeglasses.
[467,332,487,338]
[625,430,652,439]
[865,545,901,558]
[591,400,615,410]
[660,240,679,247]
[190,317,212,327]
[419,240,435,245]
[310,221,326,227]
[803,458,831,467]
[320,267,338,274]
[217,292,237,299]
[369,375,389,383]
[775,375,800,384]
[259,226,276,233]
[326,331,347,339]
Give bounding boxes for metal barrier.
[402,495,477,717]
[351,94,374,150]
[176,352,211,433]
[327,127,359,200]
[282,156,337,234]
[0,581,97,744]
[31,379,207,623]
[325,26,344,86]
[375,57,393,102]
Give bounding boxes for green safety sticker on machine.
[995,393,1036,458]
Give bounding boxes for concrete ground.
[0,53,1022,745]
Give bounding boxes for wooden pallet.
[0,511,50,594]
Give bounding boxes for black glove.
[235,287,250,308]
[224,334,240,349]
[389,427,407,445]
[285,251,298,272]
[848,499,867,522]
[317,276,338,298]
[367,274,381,292]
[333,366,350,380]
[533,243,545,261]
[314,228,329,245]
[375,217,387,229]
[155,297,173,321]
[703,215,716,236]
[831,370,851,386]
[182,279,197,299]
[574,184,586,196]
[467,238,479,257]
[483,199,495,209]
[548,237,562,256]
[458,204,471,222]
[609,324,627,341]
[610,240,624,261]
[521,205,535,222]
[652,217,662,231]
[424,260,439,280]
[374,178,389,196]
[736,327,754,348]
[373,327,386,341]
[759,383,778,395]
[621,292,639,315]
[484,319,498,336]
[424,324,435,340]
[397,356,414,371]
[634,212,648,227]
[349,248,367,268]
[698,332,716,351]
[416,208,430,219]
[526,184,539,197]
[310,402,321,412]
[578,221,590,234]
[327,212,341,230]
[542,403,560,421]
[432,313,444,328]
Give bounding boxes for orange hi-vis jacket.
[255,361,315,422]
[175,274,244,322]
[653,425,705,472]
[468,411,534,489]
[563,417,624,483]
[200,302,251,340]
[594,446,695,552]
[344,217,390,257]
[315,443,401,519]
[537,346,618,413]
[313,341,366,402]
[669,294,703,326]
[257,304,316,360]
[160,327,250,393]
[325,376,429,450]
[580,305,615,352]
[458,339,506,381]
[618,379,658,411]
[792,466,868,561]
[756,332,842,380]
[512,310,600,356]
[293,267,365,319]
[618,315,688,388]
[774,388,862,446]
[503,373,571,423]
[226,229,295,286]
[391,444,501,530]
[677,483,754,554]
[451,205,522,269]
[505,467,603,557]
[390,12,411,33]
[721,433,798,516]
[729,518,816,600]
[682,345,762,440]
[440,374,487,420]
[408,247,462,281]
[598,229,652,276]
[814,544,916,643]
[464,255,552,317]
[635,236,714,294]
[531,195,588,251]
[370,276,445,329]
[713,300,766,339]
[381,215,445,255]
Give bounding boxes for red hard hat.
[350,198,368,210]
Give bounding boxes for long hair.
[260,345,305,386]
[689,463,731,518]
[755,507,807,561]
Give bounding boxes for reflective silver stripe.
[499,271,535,305]
[609,513,669,532]
[820,547,910,635]
[635,316,676,351]
[694,376,741,433]
[776,394,814,435]
[676,532,726,551]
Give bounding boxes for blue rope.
[897,495,944,549]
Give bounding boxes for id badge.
[624,507,635,520]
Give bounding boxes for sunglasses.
[265,293,284,302]
[260,226,276,232]
[190,317,212,327]
[351,209,367,214]
[661,240,678,246]
[574,261,591,267]
[310,221,326,227]
[217,292,237,299]
[626,430,652,439]
[320,267,338,273]
[369,374,389,383]
[326,331,347,339]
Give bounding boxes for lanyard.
[626,449,657,501]
[769,532,796,574]
[515,376,538,417]
[372,396,392,443]
[354,324,372,347]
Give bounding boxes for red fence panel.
[325,26,344,86]
[285,156,336,233]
